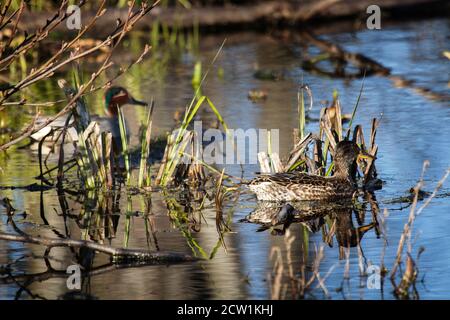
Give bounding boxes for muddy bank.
[17,0,449,37]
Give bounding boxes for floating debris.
[248,89,268,102]
[253,69,285,81]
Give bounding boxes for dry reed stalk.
[352,125,366,147]
[155,134,174,185]
[257,152,272,173]
[156,130,192,186]
[324,219,336,247]
[334,99,343,141]
[268,247,283,300]
[283,132,314,172]
[390,162,450,297]
[394,253,418,298]
[283,229,297,298]
[313,139,325,175]
[390,161,429,279]
[269,153,283,173]
[379,208,389,271]
[364,118,380,181]
[320,110,338,150]
[187,131,206,184]
[214,169,229,251]
[267,230,332,299]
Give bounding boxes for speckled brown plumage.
[244,200,353,226]
[249,141,362,201]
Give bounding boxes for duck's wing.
[249,172,329,187]
[30,115,77,142]
[34,114,74,128]
[248,172,354,201]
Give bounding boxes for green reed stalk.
[346,73,366,139]
[138,101,155,188]
[205,97,230,132]
[193,18,199,50]
[177,0,192,9]
[159,95,204,186]
[124,196,132,248]
[169,22,178,45]
[76,135,96,189]
[192,61,202,97]
[151,20,160,49]
[159,96,230,186]
[117,106,131,186]
[159,40,227,186]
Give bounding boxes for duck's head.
[104,86,147,116]
[333,140,373,180]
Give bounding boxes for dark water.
[1,18,449,299]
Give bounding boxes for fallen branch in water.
[291,30,450,102]
[0,232,197,264]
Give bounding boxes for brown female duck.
[248,141,370,201]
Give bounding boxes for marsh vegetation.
[0,1,449,300]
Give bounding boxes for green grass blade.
[138,101,155,188]
[346,72,366,139]
[117,106,131,186]
[205,97,229,132]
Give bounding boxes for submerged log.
[0,232,197,264]
[287,30,450,102]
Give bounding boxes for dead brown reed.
[389,162,450,299]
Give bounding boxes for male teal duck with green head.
[100,86,147,140]
[103,86,147,118]
[31,86,147,143]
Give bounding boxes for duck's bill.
[129,97,148,106]
[357,151,376,161]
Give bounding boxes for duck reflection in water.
[243,195,381,258]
